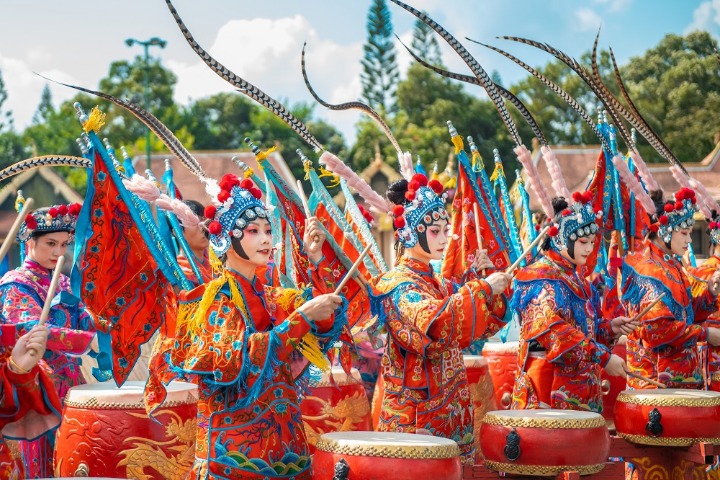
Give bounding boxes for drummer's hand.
[484,272,511,296]
[11,325,49,372]
[610,316,640,336]
[708,327,720,347]
[709,270,720,297]
[303,217,325,265]
[471,249,493,272]
[298,294,342,323]
[603,354,627,378]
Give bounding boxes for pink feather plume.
[628,148,659,192]
[612,155,656,215]
[515,144,554,220]
[319,151,390,213]
[123,174,162,202]
[155,196,203,229]
[689,178,718,219]
[540,146,570,199]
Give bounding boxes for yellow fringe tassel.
[243,168,254,179]
[451,134,464,155]
[83,106,106,134]
[297,333,331,372]
[472,150,484,171]
[256,146,277,163]
[489,162,504,183]
[317,166,340,188]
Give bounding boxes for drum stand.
[463,437,717,480]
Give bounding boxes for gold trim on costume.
[64,392,198,410]
[315,437,460,459]
[484,460,605,476]
[483,413,607,429]
[618,434,720,447]
[616,392,720,407]
[711,372,720,382]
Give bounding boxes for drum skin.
[300,367,372,451]
[614,389,720,446]
[54,381,197,478]
[480,410,610,476]
[464,355,496,461]
[482,341,519,409]
[312,432,462,480]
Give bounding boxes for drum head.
[617,389,720,407]
[482,341,519,354]
[316,431,460,459]
[312,366,362,387]
[483,409,606,429]
[463,355,488,368]
[64,380,197,408]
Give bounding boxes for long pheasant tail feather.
[591,27,602,82]
[42,76,207,179]
[397,35,547,147]
[608,48,681,171]
[628,147,659,192]
[0,155,91,183]
[302,42,402,155]
[479,41,608,151]
[164,0,323,152]
[388,0,521,146]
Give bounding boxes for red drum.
[711,373,720,393]
[300,367,372,451]
[599,341,627,427]
[312,431,462,480]
[480,410,610,476]
[614,389,720,446]
[464,355,496,461]
[370,374,384,431]
[54,381,197,478]
[482,341,519,409]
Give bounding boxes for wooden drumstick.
[296,180,320,244]
[473,203,486,277]
[631,293,666,323]
[625,370,667,389]
[0,198,35,264]
[506,226,550,275]
[334,244,372,295]
[39,256,64,327]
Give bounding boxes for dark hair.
[647,190,670,246]
[541,197,570,253]
[183,199,205,220]
[30,229,73,240]
[386,179,433,254]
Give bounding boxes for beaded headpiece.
[390,174,449,248]
[17,204,82,243]
[649,187,697,244]
[548,191,602,251]
[204,174,268,255]
[708,219,720,246]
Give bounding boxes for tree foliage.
[360,0,400,113]
[410,15,443,67]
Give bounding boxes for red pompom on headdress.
[208,221,222,235]
[204,205,217,219]
[428,179,443,195]
[548,226,559,237]
[25,214,37,230]
[68,203,82,216]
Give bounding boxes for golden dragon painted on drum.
[302,391,371,446]
[117,410,197,480]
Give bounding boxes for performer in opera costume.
[0,204,101,478]
[688,216,720,390]
[621,188,720,389]
[370,174,511,464]
[511,193,634,413]
[145,174,344,479]
[175,199,213,286]
[0,324,61,480]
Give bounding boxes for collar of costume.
[204,174,267,256]
[651,188,697,244]
[548,191,602,252]
[391,175,448,249]
[399,256,435,278]
[514,249,590,299]
[17,203,82,243]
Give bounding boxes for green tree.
[410,14,443,67]
[32,84,54,125]
[360,0,399,113]
[184,93,255,150]
[619,31,720,163]
[0,69,25,170]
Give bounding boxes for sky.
[0,0,715,146]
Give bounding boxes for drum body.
[464,355,496,460]
[312,431,462,480]
[711,372,720,393]
[482,341,519,409]
[300,367,372,451]
[54,381,197,479]
[480,409,610,476]
[614,389,720,446]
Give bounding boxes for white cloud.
[168,14,365,143]
[685,0,720,34]
[0,51,80,129]
[593,0,631,13]
[574,8,603,33]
